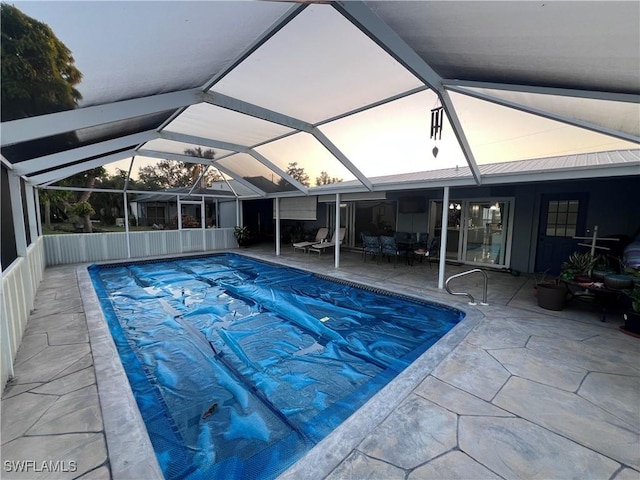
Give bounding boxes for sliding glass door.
[429,198,513,268]
[462,201,511,266]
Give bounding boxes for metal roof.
[2,1,639,198]
[331,149,640,192]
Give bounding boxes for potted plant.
[622,268,640,336]
[531,271,566,310]
[533,271,553,293]
[537,281,568,311]
[560,251,598,282]
[234,226,251,247]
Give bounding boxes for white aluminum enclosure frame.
[0,1,638,289]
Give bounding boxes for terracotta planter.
[537,283,567,311]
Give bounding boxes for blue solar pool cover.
[89,254,463,479]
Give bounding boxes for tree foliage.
[1,3,82,120]
[71,200,95,217]
[57,168,106,232]
[39,188,71,229]
[138,161,200,190]
[89,169,143,226]
[285,162,310,187]
[69,200,95,233]
[137,148,221,189]
[184,147,215,160]
[315,171,342,186]
[1,4,103,231]
[183,147,221,187]
[60,168,107,198]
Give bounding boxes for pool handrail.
[445,269,489,306]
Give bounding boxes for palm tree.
[183,147,219,188]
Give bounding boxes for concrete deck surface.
[1,245,638,480]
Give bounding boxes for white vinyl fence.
[1,237,46,390]
[1,229,236,391]
[44,228,238,266]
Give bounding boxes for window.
[546,200,578,237]
[147,206,165,226]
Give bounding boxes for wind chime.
[430,101,444,158]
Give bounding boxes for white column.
[177,195,183,254]
[24,183,39,242]
[123,192,131,258]
[8,172,27,256]
[177,195,183,230]
[275,198,281,256]
[235,198,240,227]
[201,196,206,250]
[34,187,43,236]
[7,172,33,312]
[335,193,341,269]
[438,186,450,289]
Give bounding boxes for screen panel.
[216,153,297,194]
[164,103,294,147]
[255,133,357,188]
[211,4,423,123]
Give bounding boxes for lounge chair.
[293,227,329,253]
[308,228,346,255]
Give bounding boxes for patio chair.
[308,228,346,255]
[293,227,329,253]
[380,235,403,266]
[414,236,440,268]
[361,234,381,262]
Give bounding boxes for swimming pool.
[89,253,464,479]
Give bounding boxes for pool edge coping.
[77,264,164,480]
[277,301,482,479]
[78,252,482,480]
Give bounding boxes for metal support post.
[275,198,281,256]
[335,193,341,268]
[123,192,131,258]
[438,186,450,289]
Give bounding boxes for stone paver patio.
[2,246,639,479]
[1,266,109,479]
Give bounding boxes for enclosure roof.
[2,1,638,198]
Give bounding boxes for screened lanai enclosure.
[1,0,639,410]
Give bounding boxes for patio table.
[561,279,624,322]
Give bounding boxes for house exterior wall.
[515,177,640,273]
[420,178,639,273]
[241,175,640,274]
